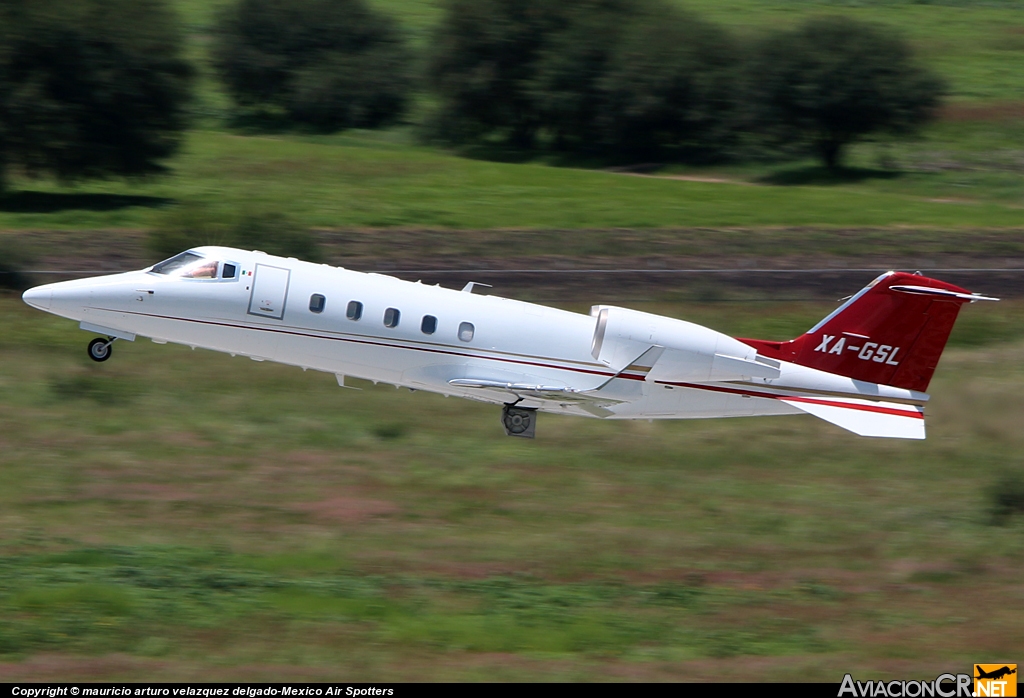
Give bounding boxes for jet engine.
[590,306,780,383]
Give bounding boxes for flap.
[448,378,626,406]
[448,378,581,394]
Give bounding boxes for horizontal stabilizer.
[889,285,999,302]
[781,397,925,439]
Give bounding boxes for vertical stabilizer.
[739,272,997,392]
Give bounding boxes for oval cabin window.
[346,301,363,320]
[309,294,326,313]
[421,315,437,335]
[384,307,401,328]
[458,322,475,342]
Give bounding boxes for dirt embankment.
[7,227,1024,300]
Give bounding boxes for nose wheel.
[87,337,115,362]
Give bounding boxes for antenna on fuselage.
[461,281,493,294]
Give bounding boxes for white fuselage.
[22,247,929,430]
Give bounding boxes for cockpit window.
[152,252,202,275]
[181,260,219,279]
[151,252,219,279]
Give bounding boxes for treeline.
[0,0,945,191]
[214,0,943,169]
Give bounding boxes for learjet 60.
[22,247,997,439]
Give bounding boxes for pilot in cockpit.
[151,252,221,279]
[181,259,219,279]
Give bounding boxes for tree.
[0,0,194,192]
[213,0,412,132]
[427,0,563,149]
[748,16,944,170]
[427,0,741,160]
[536,0,742,159]
[147,205,322,262]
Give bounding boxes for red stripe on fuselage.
[99,308,923,416]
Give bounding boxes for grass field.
[0,295,1022,681]
[179,0,1024,104]
[2,1,1023,232]
[2,128,1024,232]
[2,0,1023,683]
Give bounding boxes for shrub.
[988,471,1024,525]
[0,238,36,291]
[0,0,193,190]
[146,204,227,261]
[147,207,322,263]
[747,16,945,169]
[427,0,741,161]
[213,0,413,132]
[229,212,322,262]
[426,0,561,149]
[539,0,743,159]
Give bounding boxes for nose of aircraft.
[22,277,101,318]
[22,284,52,310]
[22,272,146,320]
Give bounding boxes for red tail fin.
[740,272,996,392]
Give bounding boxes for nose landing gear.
[501,403,537,439]
[87,337,116,362]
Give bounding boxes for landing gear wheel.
[501,404,537,439]
[87,337,113,362]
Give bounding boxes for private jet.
[22,247,997,438]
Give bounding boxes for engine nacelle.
[590,305,780,382]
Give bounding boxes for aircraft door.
[247,264,291,320]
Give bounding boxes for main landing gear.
[87,337,116,362]
[501,403,537,439]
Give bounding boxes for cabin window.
[421,315,437,335]
[346,301,363,320]
[458,322,475,342]
[384,307,401,328]
[222,263,237,279]
[309,294,326,313]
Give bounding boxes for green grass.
[313,0,1024,104]
[1,294,1023,679]
[2,1,1023,232]
[3,128,1024,231]
[681,0,1024,104]
[356,0,1024,104]
[174,0,1024,127]
[655,118,1024,206]
[2,0,1021,679]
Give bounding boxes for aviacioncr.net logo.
[974,665,1017,698]
[839,673,973,697]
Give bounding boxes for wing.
[448,346,667,417]
[447,378,624,417]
